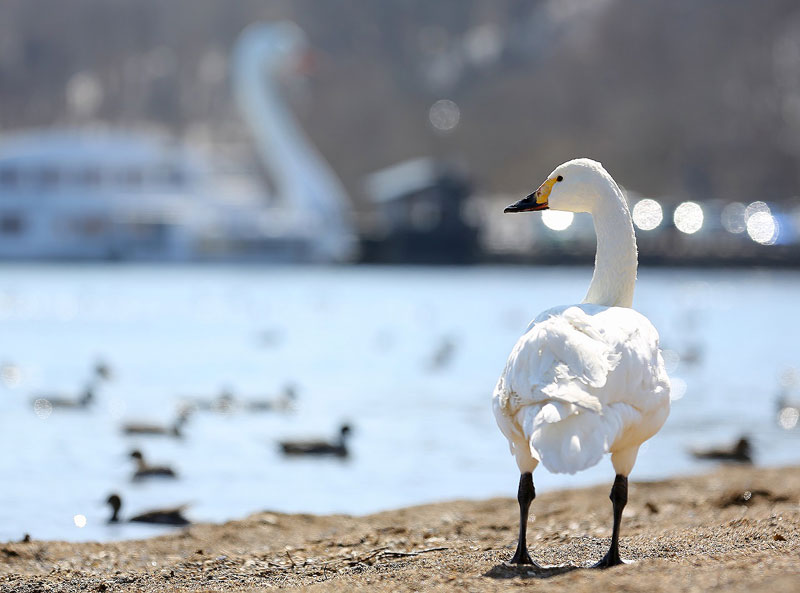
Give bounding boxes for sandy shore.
[1,465,798,592]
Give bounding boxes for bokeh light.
[669,377,687,401]
[744,200,770,219]
[463,24,502,66]
[721,202,747,233]
[778,407,799,430]
[33,398,52,419]
[744,202,779,245]
[632,198,663,230]
[428,99,460,132]
[661,349,680,373]
[673,201,704,234]
[1,363,21,388]
[746,211,778,245]
[541,210,574,231]
[65,72,104,117]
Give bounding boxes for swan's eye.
[556,175,563,182]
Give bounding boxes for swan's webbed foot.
[591,548,629,568]
[508,545,535,565]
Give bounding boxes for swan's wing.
[493,304,670,474]
[499,305,623,414]
[598,306,671,412]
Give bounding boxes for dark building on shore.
[359,158,480,264]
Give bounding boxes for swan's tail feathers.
[522,404,624,474]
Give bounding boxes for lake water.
[1,264,798,542]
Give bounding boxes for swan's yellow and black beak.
[504,177,557,213]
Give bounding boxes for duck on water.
[30,361,112,410]
[493,159,671,568]
[105,493,190,526]
[690,436,753,464]
[279,424,351,458]
[31,384,95,410]
[242,384,298,412]
[122,409,190,438]
[129,449,178,480]
[182,384,297,414]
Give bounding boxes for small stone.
[260,514,279,525]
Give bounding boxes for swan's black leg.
[508,472,538,565]
[593,474,628,568]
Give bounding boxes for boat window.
[36,167,60,187]
[114,167,144,188]
[64,216,108,236]
[79,168,103,187]
[155,164,186,187]
[123,168,144,188]
[0,214,24,234]
[130,221,168,242]
[0,167,19,188]
[79,217,108,236]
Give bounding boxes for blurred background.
[1,0,799,542]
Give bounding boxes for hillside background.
[1,0,799,204]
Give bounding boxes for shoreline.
[1,464,798,592]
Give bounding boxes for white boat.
[0,22,355,262]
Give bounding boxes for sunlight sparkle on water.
[778,407,799,430]
[33,398,52,419]
[541,210,574,231]
[73,514,87,528]
[632,198,663,230]
[673,201,704,234]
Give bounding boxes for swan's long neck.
[583,180,638,308]
[234,60,319,206]
[232,32,353,260]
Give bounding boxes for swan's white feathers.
[493,304,670,474]
[494,159,670,477]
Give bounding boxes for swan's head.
[235,21,310,74]
[504,158,617,215]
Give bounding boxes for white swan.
[233,22,355,262]
[493,158,670,568]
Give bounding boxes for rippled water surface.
[1,264,798,542]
